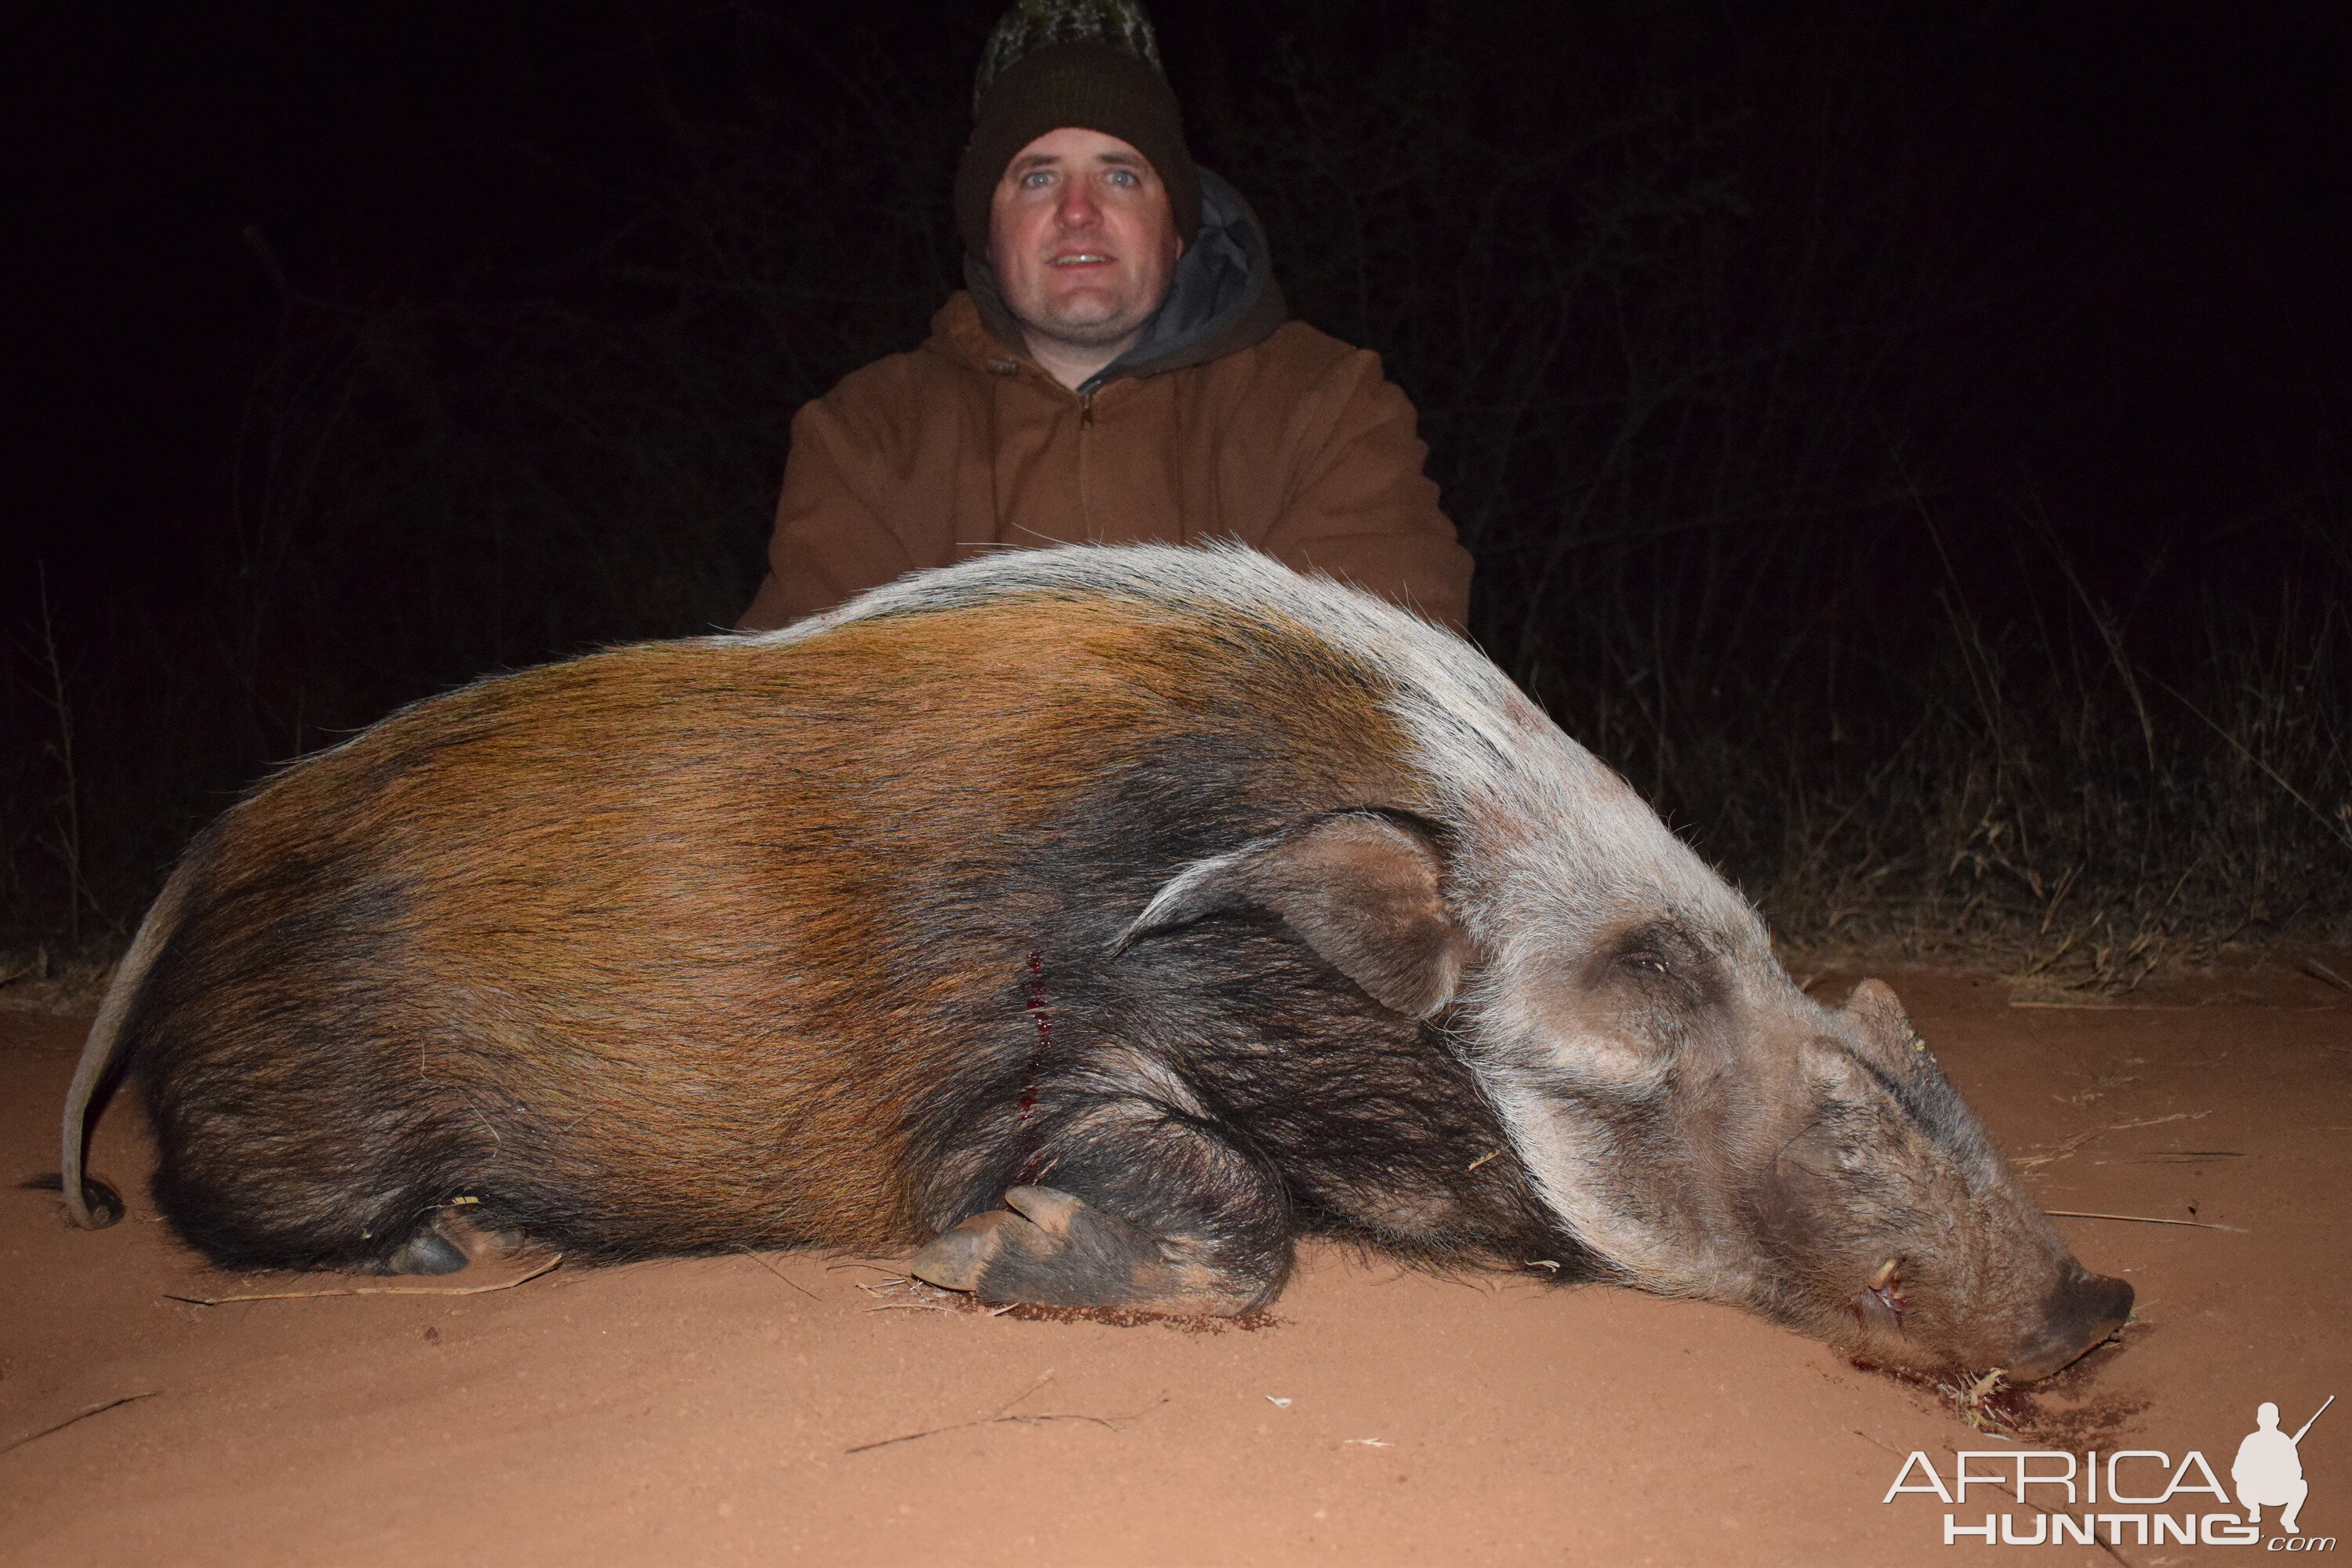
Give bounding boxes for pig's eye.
[1620,952,1671,978]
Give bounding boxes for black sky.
[13,2,2348,611]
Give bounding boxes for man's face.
[989,126,1183,355]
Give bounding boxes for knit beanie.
[954,2,1200,259]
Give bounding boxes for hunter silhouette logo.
[2238,1397,2332,1536]
[1881,1392,2335,1548]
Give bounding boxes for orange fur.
[135,596,1416,1257]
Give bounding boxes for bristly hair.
[973,0,1167,118]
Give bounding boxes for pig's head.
[1465,898,2135,1381]
[1142,800,2131,1382]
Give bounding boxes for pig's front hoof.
[909,1186,1209,1310]
[907,1210,1017,1292]
[1000,1184,1087,1236]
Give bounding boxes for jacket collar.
[944,167,1290,394]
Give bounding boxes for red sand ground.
[4,968,2346,1566]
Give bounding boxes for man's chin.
[1027,281,1139,324]
[1029,310,1147,351]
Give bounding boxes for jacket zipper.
[1076,389,1095,527]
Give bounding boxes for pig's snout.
[2003,1269,2134,1382]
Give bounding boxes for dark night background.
[9,1,2348,977]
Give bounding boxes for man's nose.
[1055,182,1101,227]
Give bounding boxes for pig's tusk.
[1867,1257,1900,1290]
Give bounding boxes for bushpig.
[56,543,2130,1380]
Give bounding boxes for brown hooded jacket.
[737,172,1472,631]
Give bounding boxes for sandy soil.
[4,968,2346,1566]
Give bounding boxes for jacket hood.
[962,166,1290,393]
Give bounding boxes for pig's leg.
[909,1094,1289,1316]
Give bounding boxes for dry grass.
[0,949,117,1015]
[1855,1329,2150,1447]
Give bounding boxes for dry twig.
[2044,1210,2248,1232]
[165,1254,561,1305]
[2297,956,2352,994]
[739,1249,818,1300]
[2013,1111,2202,1170]
[845,1370,1167,1454]
[1,1392,162,1457]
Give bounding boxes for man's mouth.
[1050,252,1112,266]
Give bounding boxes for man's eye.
[1022,170,1053,188]
[1106,169,1137,187]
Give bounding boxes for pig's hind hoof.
[909,1185,1196,1311]
[379,1229,470,1276]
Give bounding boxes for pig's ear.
[1113,811,1471,1018]
[1842,978,1934,1065]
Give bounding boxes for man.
[2234,1399,2321,1534]
[736,5,1472,631]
